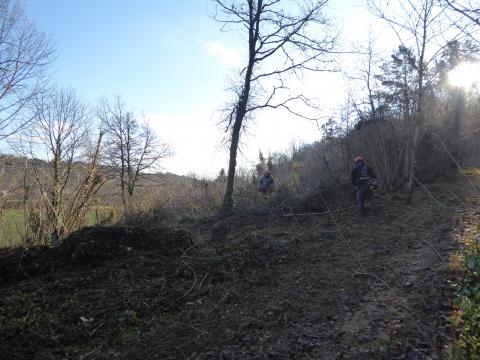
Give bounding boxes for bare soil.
[1,172,479,359]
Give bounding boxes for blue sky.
[24,0,384,176]
[26,1,226,113]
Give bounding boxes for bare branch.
[443,0,480,26]
[98,97,173,212]
[0,0,54,140]
[212,0,335,209]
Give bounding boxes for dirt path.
[171,210,457,359]
[1,173,479,359]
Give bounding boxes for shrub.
[448,230,480,359]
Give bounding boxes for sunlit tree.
[213,0,336,210]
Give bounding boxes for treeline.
[246,41,480,204]
[0,1,172,244]
[0,0,479,245]
[2,92,172,244]
[214,0,480,209]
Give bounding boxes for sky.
[24,0,388,177]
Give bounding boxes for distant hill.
[0,154,191,208]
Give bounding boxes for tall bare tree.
[368,0,472,203]
[0,0,53,140]
[347,33,383,123]
[213,0,335,210]
[98,96,172,211]
[28,88,104,243]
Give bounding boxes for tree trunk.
[221,1,258,210]
[223,117,243,209]
[405,121,420,204]
[451,88,464,161]
[405,2,429,205]
[51,147,62,244]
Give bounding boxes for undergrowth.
[448,225,480,359]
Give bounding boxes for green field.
[0,207,114,248]
[0,209,25,248]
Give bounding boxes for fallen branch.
[206,286,234,317]
[176,321,209,335]
[283,206,355,217]
[427,242,447,264]
[89,321,105,337]
[79,346,101,360]
[175,261,198,301]
[352,271,392,290]
[444,187,467,207]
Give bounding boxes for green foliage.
[448,234,480,359]
[117,309,143,342]
[0,209,28,247]
[375,45,418,120]
[118,309,142,327]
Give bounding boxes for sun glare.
[448,62,480,88]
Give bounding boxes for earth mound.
[0,225,193,284]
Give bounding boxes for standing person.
[351,155,377,217]
[258,170,276,195]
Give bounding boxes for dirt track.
[1,172,479,359]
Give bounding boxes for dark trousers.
[259,187,273,195]
[356,185,375,216]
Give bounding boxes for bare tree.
[368,0,472,203]
[27,88,104,243]
[347,32,383,123]
[213,0,335,210]
[442,0,480,26]
[98,96,172,212]
[0,0,53,140]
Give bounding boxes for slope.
[0,170,479,359]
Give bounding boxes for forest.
[1,0,480,358]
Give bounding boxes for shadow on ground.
[1,171,479,359]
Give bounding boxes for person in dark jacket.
[258,170,275,195]
[351,155,377,217]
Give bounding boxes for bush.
[448,231,480,359]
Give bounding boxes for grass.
[0,207,115,248]
[0,209,25,248]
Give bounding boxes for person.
[351,155,377,217]
[258,170,276,195]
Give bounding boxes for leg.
[367,189,378,216]
[356,186,367,217]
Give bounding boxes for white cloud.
[204,41,243,68]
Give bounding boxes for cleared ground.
[0,171,479,359]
